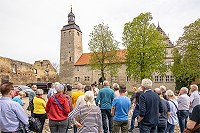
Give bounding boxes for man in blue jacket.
[137,78,163,133]
[96,81,115,133]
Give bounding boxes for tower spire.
[68,5,75,24]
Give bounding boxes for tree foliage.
[122,12,167,82]
[88,23,121,82]
[171,18,200,88]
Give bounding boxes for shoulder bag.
[183,124,200,133]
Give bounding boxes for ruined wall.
[0,56,58,85]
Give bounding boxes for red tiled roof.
[75,49,126,66]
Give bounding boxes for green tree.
[88,23,121,82]
[171,18,200,88]
[122,12,167,82]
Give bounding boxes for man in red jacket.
[45,84,70,133]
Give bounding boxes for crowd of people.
[0,79,200,133]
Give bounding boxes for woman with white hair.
[68,91,103,133]
[33,89,47,133]
[165,90,178,133]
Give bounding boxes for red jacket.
[45,93,70,121]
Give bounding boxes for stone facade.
[59,7,82,84]
[0,56,58,85]
[59,9,176,90]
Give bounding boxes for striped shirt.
[68,105,102,133]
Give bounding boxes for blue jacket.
[96,86,115,109]
[139,89,163,127]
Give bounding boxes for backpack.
[28,116,42,132]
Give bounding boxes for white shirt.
[189,91,200,113]
[177,93,190,110]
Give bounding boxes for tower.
[59,7,82,84]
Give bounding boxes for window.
[77,32,79,36]
[166,61,171,66]
[170,76,174,82]
[84,76,90,81]
[111,76,117,81]
[126,76,129,82]
[159,76,163,82]
[69,31,71,35]
[75,77,80,82]
[76,66,80,71]
[12,64,17,73]
[155,76,159,82]
[69,57,72,62]
[155,76,163,82]
[166,76,170,82]
[34,69,37,74]
[63,32,66,37]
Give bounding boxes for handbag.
[16,121,32,133]
[28,116,42,132]
[183,124,200,133]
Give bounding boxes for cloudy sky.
[0,0,199,64]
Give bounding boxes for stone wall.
[0,56,58,85]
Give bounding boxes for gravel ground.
[22,94,179,133]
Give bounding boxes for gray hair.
[77,83,82,90]
[55,84,64,92]
[166,90,175,99]
[113,83,119,90]
[190,84,198,91]
[103,81,109,86]
[160,85,166,92]
[141,78,152,89]
[36,89,44,95]
[84,91,95,107]
[181,87,188,94]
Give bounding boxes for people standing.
[112,83,120,97]
[71,83,84,108]
[165,90,178,133]
[33,89,47,133]
[160,85,167,100]
[137,78,163,133]
[189,84,200,117]
[129,87,143,132]
[91,83,99,101]
[71,83,84,133]
[154,88,170,133]
[177,87,190,133]
[76,85,94,107]
[45,84,70,133]
[0,82,29,133]
[96,81,115,133]
[27,85,37,116]
[111,84,131,133]
[68,91,103,133]
[47,83,57,99]
[186,104,200,133]
[12,91,25,106]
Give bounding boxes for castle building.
[59,8,176,90]
[0,57,58,85]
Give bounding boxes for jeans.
[165,122,175,133]
[130,106,139,130]
[177,110,189,133]
[139,123,157,133]
[101,109,113,133]
[157,126,166,133]
[112,120,128,133]
[49,119,68,133]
